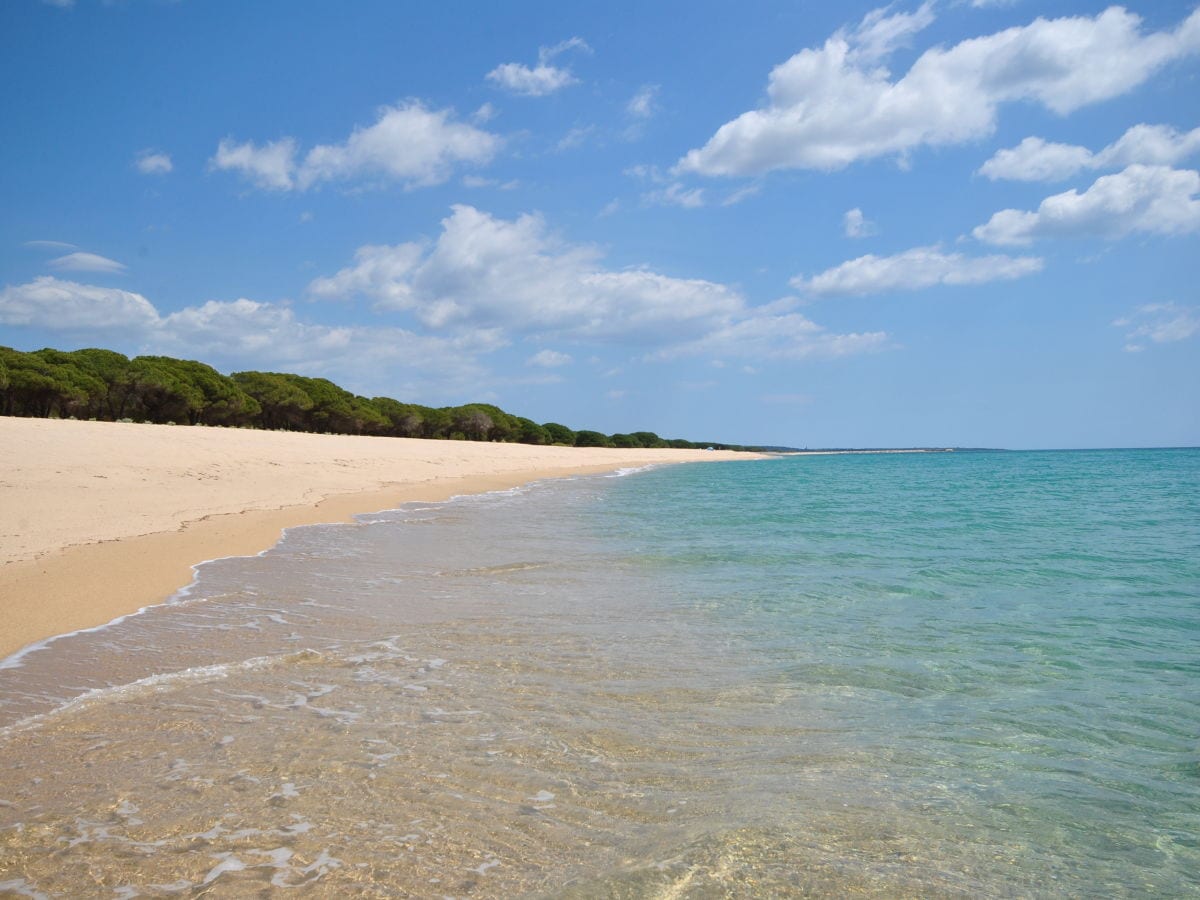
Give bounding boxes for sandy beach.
[0,417,752,661]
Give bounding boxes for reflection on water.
[2,455,1198,896]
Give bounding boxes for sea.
[0,449,1197,898]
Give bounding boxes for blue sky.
[1,0,1197,448]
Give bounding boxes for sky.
[1,0,1197,449]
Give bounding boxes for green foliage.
[514,417,550,445]
[0,345,755,450]
[631,431,668,449]
[573,429,612,448]
[66,349,139,419]
[0,346,97,418]
[369,397,425,438]
[233,371,314,430]
[542,422,576,446]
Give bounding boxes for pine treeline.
[0,346,751,451]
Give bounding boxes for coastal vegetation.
[0,345,759,450]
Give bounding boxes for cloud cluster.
[973,164,1200,245]
[980,124,1200,182]
[0,277,157,332]
[679,6,1200,176]
[793,246,1043,297]
[310,205,742,341]
[210,101,500,191]
[310,204,884,360]
[486,37,591,97]
[1114,302,1200,352]
[0,277,498,398]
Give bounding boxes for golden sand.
[0,417,755,659]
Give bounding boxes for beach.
[0,447,1196,895]
[0,416,751,662]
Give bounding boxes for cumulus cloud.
[210,137,298,190]
[0,277,156,332]
[973,164,1200,245]
[135,150,173,176]
[980,124,1200,181]
[679,5,1200,177]
[210,102,500,191]
[843,207,877,238]
[48,252,127,274]
[527,349,572,367]
[486,37,591,96]
[0,276,498,398]
[310,204,740,341]
[310,205,883,361]
[1113,302,1200,351]
[792,246,1043,297]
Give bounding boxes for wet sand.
[0,417,752,660]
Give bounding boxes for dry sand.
[0,417,757,661]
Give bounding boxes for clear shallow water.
[1,450,1197,897]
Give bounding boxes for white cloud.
[849,1,935,64]
[310,205,740,342]
[135,150,173,176]
[645,182,706,209]
[793,245,1043,297]
[626,85,659,119]
[721,184,761,206]
[661,312,889,361]
[0,277,157,332]
[527,349,572,367]
[679,6,1200,177]
[978,137,1093,182]
[980,124,1200,181]
[210,137,298,190]
[1114,302,1200,351]
[0,277,499,398]
[556,125,595,152]
[626,164,707,207]
[300,101,499,189]
[48,252,127,274]
[486,37,591,97]
[843,207,877,238]
[487,62,576,96]
[210,102,500,192]
[973,164,1200,245]
[310,205,883,362]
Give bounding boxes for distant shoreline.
[0,417,760,662]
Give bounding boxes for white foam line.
[2,649,324,737]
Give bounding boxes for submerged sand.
[0,417,754,660]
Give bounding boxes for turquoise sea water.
[1,449,1198,896]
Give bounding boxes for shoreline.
[0,417,758,661]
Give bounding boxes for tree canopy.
[0,345,761,451]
